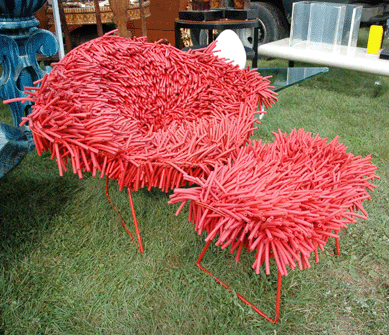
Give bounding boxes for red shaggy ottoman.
[170,128,379,322]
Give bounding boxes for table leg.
[208,29,213,43]
[175,22,181,48]
[252,26,258,68]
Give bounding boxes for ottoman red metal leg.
[326,232,341,257]
[196,240,282,323]
[105,176,144,254]
[335,233,340,256]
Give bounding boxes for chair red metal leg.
[127,188,144,254]
[105,177,144,254]
[196,240,282,323]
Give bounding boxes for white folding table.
[258,38,389,77]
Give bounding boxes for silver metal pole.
[51,0,65,59]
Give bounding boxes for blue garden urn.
[0,0,48,30]
[0,0,58,141]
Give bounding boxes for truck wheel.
[235,2,288,53]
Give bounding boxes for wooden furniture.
[38,1,189,44]
[45,1,151,33]
[128,0,189,43]
[93,0,104,37]
[108,0,146,38]
[109,0,134,38]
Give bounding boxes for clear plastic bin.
[342,3,362,47]
[289,1,362,50]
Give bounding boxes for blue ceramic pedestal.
[0,0,59,150]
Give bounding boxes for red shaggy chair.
[170,128,379,322]
[14,32,276,253]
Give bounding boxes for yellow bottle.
[367,25,384,55]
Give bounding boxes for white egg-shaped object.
[214,29,247,69]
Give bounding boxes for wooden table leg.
[109,0,132,38]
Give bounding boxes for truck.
[236,0,389,52]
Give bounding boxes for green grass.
[1,29,389,334]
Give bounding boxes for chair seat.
[21,32,276,192]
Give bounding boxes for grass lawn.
[1,28,388,334]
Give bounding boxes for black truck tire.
[235,2,289,53]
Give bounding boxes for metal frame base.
[105,176,144,254]
[196,240,282,323]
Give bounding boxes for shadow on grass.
[0,155,82,268]
[297,66,389,98]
